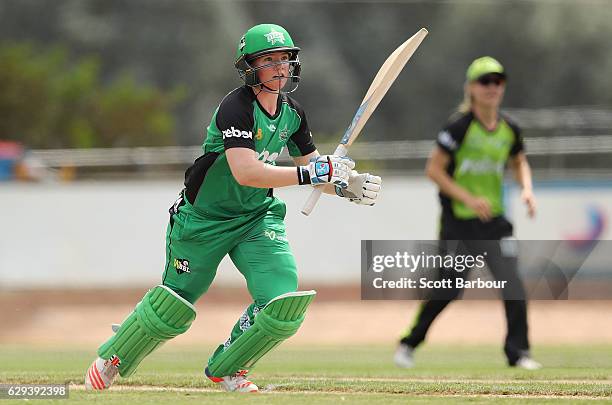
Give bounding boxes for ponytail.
[456,81,472,114]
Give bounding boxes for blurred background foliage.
[0,0,611,148]
[0,42,184,148]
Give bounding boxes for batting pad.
[98,285,196,377]
[207,290,316,377]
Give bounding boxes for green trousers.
[162,198,298,366]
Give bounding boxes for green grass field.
[1,344,611,404]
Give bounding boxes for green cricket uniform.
[161,85,315,362]
[163,85,315,303]
[183,85,315,220]
[91,24,321,383]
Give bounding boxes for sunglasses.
[477,74,505,86]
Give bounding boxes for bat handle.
[301,187,324,216]
[301,144,349,216]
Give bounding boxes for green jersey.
[182,86,316,219]
[436,111,524,220]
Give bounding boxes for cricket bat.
[301,28,428,216]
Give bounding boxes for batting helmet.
[235,24,301,89]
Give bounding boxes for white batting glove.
[335,170,382,205]
[298,155,355,188]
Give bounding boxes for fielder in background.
[394,56,541,370]
[85,23,381,393]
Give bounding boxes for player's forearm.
[233,161,300,188]
[512,155,533,192]
[228,148,352,190]
[516,163,533,191]
[520,161,533,192]
[236,166,344,193]
[427,166,473,205]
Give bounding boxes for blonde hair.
[457,81,472,114]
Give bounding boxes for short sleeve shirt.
[183,86,316,218]
[435,111,524,220]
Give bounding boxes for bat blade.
[301,28,428,216]
[342,28,428,147]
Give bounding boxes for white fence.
[1,177,610,288]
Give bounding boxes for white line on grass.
[70,384,608,400]
[266,376,612,385]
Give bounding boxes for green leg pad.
[98,285,196,377]
[207,290,316,377]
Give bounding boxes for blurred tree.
[0,42,184,148]
[1,1,612,147]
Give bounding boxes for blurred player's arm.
[509,151,536,217]
[426,146,492,221]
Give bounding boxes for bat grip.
[301,144,349,216]
[301,187,324,216]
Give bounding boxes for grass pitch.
[0,344,610,404]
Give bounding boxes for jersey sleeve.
[506,119,525,156]
[215,89,256,151]
[435,112,473,155]
[287,100,316,157]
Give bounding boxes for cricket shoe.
[393,343,415,368]
[515,356,542,370]
[85,356,120,390]
[205,367,258,392]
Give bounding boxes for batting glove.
[298,155,354,188]
[335,170,382,205]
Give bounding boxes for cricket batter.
[85,24,382,392]
[394,57,541,370]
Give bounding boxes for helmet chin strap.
[252,85,279,97]
[251,75,299,95]
[254,77,284,95]
[262,83,280,93]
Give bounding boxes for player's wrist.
[459,192,475,206]
[298,156,352,188]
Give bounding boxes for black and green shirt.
[183,86,316,219]
[436,111,524,220]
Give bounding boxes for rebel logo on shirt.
[173,258,191,274]
[222,126,253,140]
